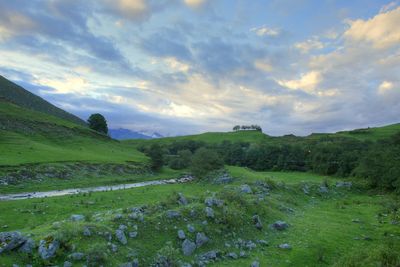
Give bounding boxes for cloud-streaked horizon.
[0,0,399,136]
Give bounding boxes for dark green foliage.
[354,133,400,192]
[191,147,224,177]
[87,113,108,134]
[147,144,164,171]
[168,149,192,170]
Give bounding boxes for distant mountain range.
[109,128,164,140]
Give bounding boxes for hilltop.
[0,75,86,126]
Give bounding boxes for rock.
[204,197,224,207]
[69,252,85,261]
[119,224,128,231]
[319,186,329,194]
[205,207,215,218]
[251,261,260,267]
[129,231,138,238]
[214,174,233,184]
[199,250,217,261]
[187,224,195,233]
[83,226,91,237]
[18,238,35,254]
[0,231,28,253]
[64,261,73,267]
[278,243,291,250]
[180,263,192,267]
[245,240,257,250]
[336,181,352,188]
[182,239,196,256]
[178,230,186,240]
[129,212,144,222]
[352,218,361,223]
[252,215,263,230]
[166,210,181,219]
[239,251,246,258]
[109,242,118,253]
[119,260,139,267]
[302,184,310,195]
[196,232,209,247]
[240,184,253,194]
[116,230,127,245]
[227,252,238,259]
[271,221,289,231]
[178,193,188,206]
[70,214,85,221]
[38,238,60,259]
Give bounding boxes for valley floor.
[0,167,399,266]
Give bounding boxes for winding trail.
[0,176,194,201]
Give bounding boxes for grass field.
[0,100,146,166]
[0,167,399,266]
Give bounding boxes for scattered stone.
[64,261,73,267]
[202,220,208,225]
[252,215,263,230]
[240,184,253,194]
[18,238,35,254]
[166,210,181,219]
[251,261,260,267]
[239,251,246,258]
[129,232,138,238]
[178,230,186,240]
[83,226,91,237]
[319,186,329,194]
[70,214,85,222]
[116,230,127,245]
[69,252,85,261]
[119,224,128,231]
[245,241,257,250]
[108,242,118,253]
[214,174,233,184]
[129,212,144,222]
[38,238,60,259]
[180,263,192,267]
[0,231,28,253]
[227,252,238,259]
[302,184,310,195]
[182,239,196,256]
[199,250,217,261]
[205,207,215,218]
[196,232,209,247]
[187,224,195,233]
[119,260,139,267]
[336,182,352,188]
[204,197,224,207]
[178,193,188,206]
[278,243,291,250]
[271,221,289,231]
[352,218,361,223]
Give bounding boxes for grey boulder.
[182,239,196,256]
[38,238,60,260]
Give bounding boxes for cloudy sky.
[0,0,399,136]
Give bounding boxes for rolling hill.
[0,75,86,126]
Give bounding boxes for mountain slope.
[0,99,146,166]
[0,75,86,126]
[109,128,153,140]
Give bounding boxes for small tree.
[147,144,164,171]
[233,125,241,131]
[191,148,224,177]
[87,113,108,134]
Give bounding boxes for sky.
[0,0,399,136]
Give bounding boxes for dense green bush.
[191,147,224,177]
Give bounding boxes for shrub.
[191,148,224,177]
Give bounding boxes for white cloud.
[294,37,324,53]
[250,26,280,37]
[378,80,394,94]
[164,57,190,72]
[380,1,399,13]
[277,71,322,93]
[184,0,207,8]
[344,6,400,49]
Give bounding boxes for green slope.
[0,75,86,126]
[0,99,146,166]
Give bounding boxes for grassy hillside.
[0,99,146,166]
[0,75,86,126]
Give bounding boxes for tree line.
[233,125,262,131]
[141,132,400,193]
